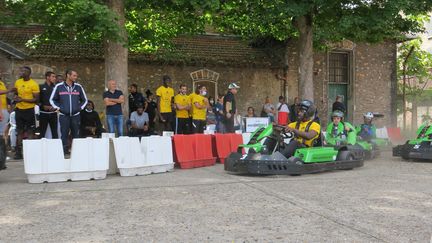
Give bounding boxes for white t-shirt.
[130,111,149,129]
[276,102,290,113]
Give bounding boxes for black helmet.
[299,99,316,119]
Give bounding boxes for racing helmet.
[299,99,316,119]
[364,112,374,119]
[331,110,344,118]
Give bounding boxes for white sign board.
[245,117,270,133]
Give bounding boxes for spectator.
[0,77,11,168]
[206,96,217,128]
[129,103,150,137]
[174,84,191,134]
[276,95,290,125]
[191,85,209,134]
[13,66,40,159]
[246,106,256,117]
[103,79,125,137]
[55,74,64,83]
[8,109,16,153]
[289,97,300,122]
[261,96,276,123]
[223,83,239,133]
[156,75,175,132]
[50,69,88,155]
[39,71,58,138]
[80,100,103,138]
[145,89,157,133]
[332,95,346,114]
[0,78,11,131]
[128,83,145,117]
[234,114,242,131]
[214,94,225,133]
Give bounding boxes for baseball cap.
[228,83,240,89]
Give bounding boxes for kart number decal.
[413,144,420,149]
[240,154,248,160]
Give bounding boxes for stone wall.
[4,39,397,128]
[9,59,281,118]
[353,42,396,127]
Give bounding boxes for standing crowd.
[0,68,243,160]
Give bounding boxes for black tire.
[337,150,353,161]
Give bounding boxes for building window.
[329,52,349,83]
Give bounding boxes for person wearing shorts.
[13,66,40,159]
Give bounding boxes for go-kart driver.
[417,119,432,139]
[357,112,376,141]
[325,110,356,146]
[281,100,320,157]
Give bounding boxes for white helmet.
[364,112,374,119]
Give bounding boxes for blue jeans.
[107,115,123,136]
[59,114,80,153]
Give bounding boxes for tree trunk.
[402,46,415,130]
[297,14,314,102]
[105,0,128,115]
[283,40,289,100]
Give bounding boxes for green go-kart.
[326,122,378,160]
[393,122,432,161]
[224,124,364,175]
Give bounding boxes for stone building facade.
[0,25,397,127]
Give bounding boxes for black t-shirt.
[80,110,103,129]
[39,82,55,111]
[223,91,236,114]
[103,90,123,115]
[129,92,145,113]
[147,100,157,119]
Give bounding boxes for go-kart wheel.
[337,151,353,161]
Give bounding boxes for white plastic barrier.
[162,131,174,137]
[113,136,174,176]
[242,133,252,153]
[102,133,118,175]
[23,138,109,183]
[376,127,389,139]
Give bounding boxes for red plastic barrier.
[277,112,289,125]
[172,135,195,169]
[214,133,244,164]
[172,134,216,169]
[194,134,217,167]
[387,127,405,144]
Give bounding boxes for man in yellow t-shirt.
[282,100,320,158]
[0,78,12,169]
[191,85,209,134]
[174,84,191,134]
[156,75,174,132]
[13,66,40,159]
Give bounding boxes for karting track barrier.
[387,127,405,145]
[172,134,217,168]
[23,138,109,183]
[112,136,174,176]
[214,133,244,164]
[102,133,118,175]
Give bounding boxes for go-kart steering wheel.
[282,131,294,139]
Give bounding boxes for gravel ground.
[0,151,431,242]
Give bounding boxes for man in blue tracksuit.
[50,69,88,154]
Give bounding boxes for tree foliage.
[397,38,432,100]
[0,0,219,52]
[216,0,432,46]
